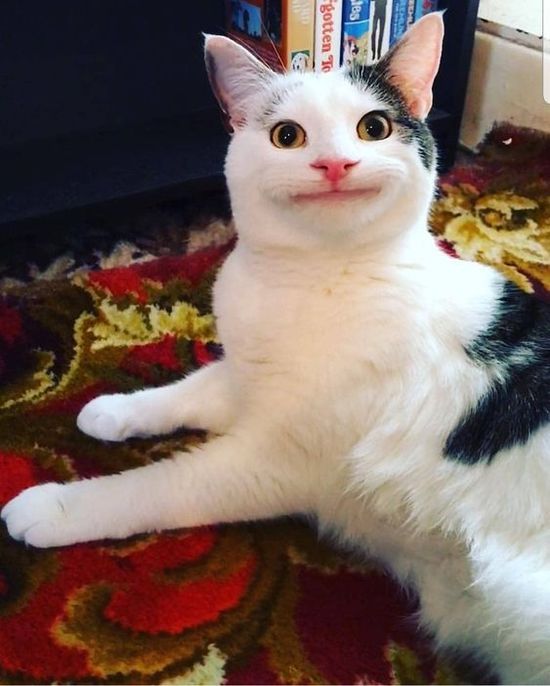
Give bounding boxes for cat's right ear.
[204,35,274,131]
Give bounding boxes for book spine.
[406,0,415,27]
[341,0,371,67]
[389,0,408,45]
[285,0,316,71]
[414,0,437,21]
[314,0,344,72]
[225,0,283,72]
[367,0,393,64]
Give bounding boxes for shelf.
[0,0,480,231]
[0,109,229,229]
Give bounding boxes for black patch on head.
[258,81,304,127]
[346,61,435,170]
[444,281,550,465]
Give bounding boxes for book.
[367,0,394,63]
[226,0,282,71]
[414,0,438,21]
[225,0,315,72]
[341,0,371,68]
[286,0,316,71]
[389,0,415,45]
[314,0,343,72]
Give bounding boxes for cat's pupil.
[279,125,297,146]
[366,116,385,138]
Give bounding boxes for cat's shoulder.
[467,279,549,366]
[445,277,549,465]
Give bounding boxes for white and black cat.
[3,14,550,683]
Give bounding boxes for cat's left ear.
[380,12,444,120]
[204,35,275,131]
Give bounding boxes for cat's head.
[205,13,444,251]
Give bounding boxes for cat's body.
[3,14,550,683]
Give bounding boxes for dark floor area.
[0,188,231,286]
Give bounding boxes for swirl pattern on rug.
[0,242,460,685]
[431,124,550,297]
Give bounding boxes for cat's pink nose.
[310,157,359,184]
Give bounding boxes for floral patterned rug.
[431,124,550,299]
[0,243,460,685]
[0,124,547,685]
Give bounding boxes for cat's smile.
[291,187,381,203]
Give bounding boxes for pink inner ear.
[407,90,433,121]
[386,14,444,119]
[205,35,274,131]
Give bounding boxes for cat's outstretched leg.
[334,513,500,682]
[1,429,313,548]
[463,535,550,684]
[77,360,234,441]
[400,545,501,683]
[409,535,550,684]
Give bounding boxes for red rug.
[0,243,459,685]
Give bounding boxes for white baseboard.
[460,27,550,150]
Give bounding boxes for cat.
[3,13,550,683]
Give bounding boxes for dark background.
[0,0,478,231]
[1,1,224,147]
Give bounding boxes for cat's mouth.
[291,187,381,203]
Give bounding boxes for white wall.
[478,0,541,36]
[460,28,550,149]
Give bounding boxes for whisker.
[260,14,285,72]
[224,14,284,73]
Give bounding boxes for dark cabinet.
[0,0,479,229]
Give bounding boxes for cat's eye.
[357,112,392,141]
[270,121,307,149]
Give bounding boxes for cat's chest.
[213,249,437,374]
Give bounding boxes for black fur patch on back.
[346,61,435,170]
[444,281,550,465]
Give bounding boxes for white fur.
[3,19,550,683]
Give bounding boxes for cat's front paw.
[77,393,138,441]
[1,483,81,548]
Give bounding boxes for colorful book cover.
[315,0,344,72]
[285,0,316,72]
[367,0,394,63]
[389,0,408,46]
[341,0,371,68]
[414,0,438,21]
[226,0,282,71]
[225,0,315,73]
[405,0,415,27]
